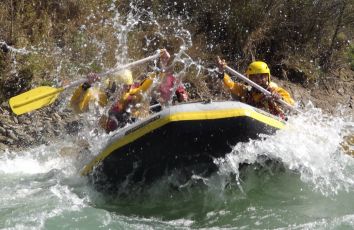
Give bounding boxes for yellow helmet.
[105,69,133,87]
[246,61,271,82]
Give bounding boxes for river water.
[1,106,353,229]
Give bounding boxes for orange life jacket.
[222,73,294,119]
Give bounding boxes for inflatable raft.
[81,101,286,191]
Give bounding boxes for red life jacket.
[158,74,187,102]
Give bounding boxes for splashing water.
[216,104,354,196]
[0,41,32,55]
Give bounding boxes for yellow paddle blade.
[9,86,64,115]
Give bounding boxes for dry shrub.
[0,0,353,105]
[1,68,33,99]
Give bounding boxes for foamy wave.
[216,105,354,195]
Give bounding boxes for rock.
[1,101,9,109]
[0,135,8,142]
[43,116,53,122]
[65,120,83,135]
[5,137,14,145]
[45,121,52,132]
[1,116,12,125]
[53,128,61,136]
[15,129,35,142]
[77,139,90,149]
[59,146,80,158]
[0,142,8,152]
[17,116,25,123]
[58,120,66,128]
[13,116,18,124]
[0,126,6,135]
[52,113,62,122]
[19,118,31,125]
[337,87,345,95]
[9,123,21,129]
[7,130,18,141]
[341,135,354,156]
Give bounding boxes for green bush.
[0,52,9,103]
[349,45,354,71]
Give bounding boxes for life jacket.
[70,83,107,113]
[158,74,176,102]
[246,88,286,119]
[110,82,142,114]
[105,82,148,133]
[105,72,188,133]
[155,73,188,104]
[222,74,292,119]
[175,85,188,102]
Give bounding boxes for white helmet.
[105,69,133,87]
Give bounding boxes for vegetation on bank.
[349,44,354,71]
[0,0,353,103]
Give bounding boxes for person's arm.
[127,73,157,96]
[70,86,84,107]
[175,85,188,102]
[221,73,247,98]
[70,72,104,113]
[159,49,171,68]
[270,85,295,106]
[217,56,247,98]
[127,48,171,96]
[70,72,99,105]
[222,73,235,89]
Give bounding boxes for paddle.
[223,65,302,113]
[9,51,162,115]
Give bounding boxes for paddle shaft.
[9,51,161,115]
[224,65,300,113]
[63,52,162,90]
[24,53,162,105]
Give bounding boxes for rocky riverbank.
[277,74,353,115]
[0,75,353,153]
[0,102,83,153]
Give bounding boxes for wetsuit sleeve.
[70,85,87,112]
[127,72,159,96]
[222,73,247,98]
[273,86,295,106]
[175,85,188,102]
